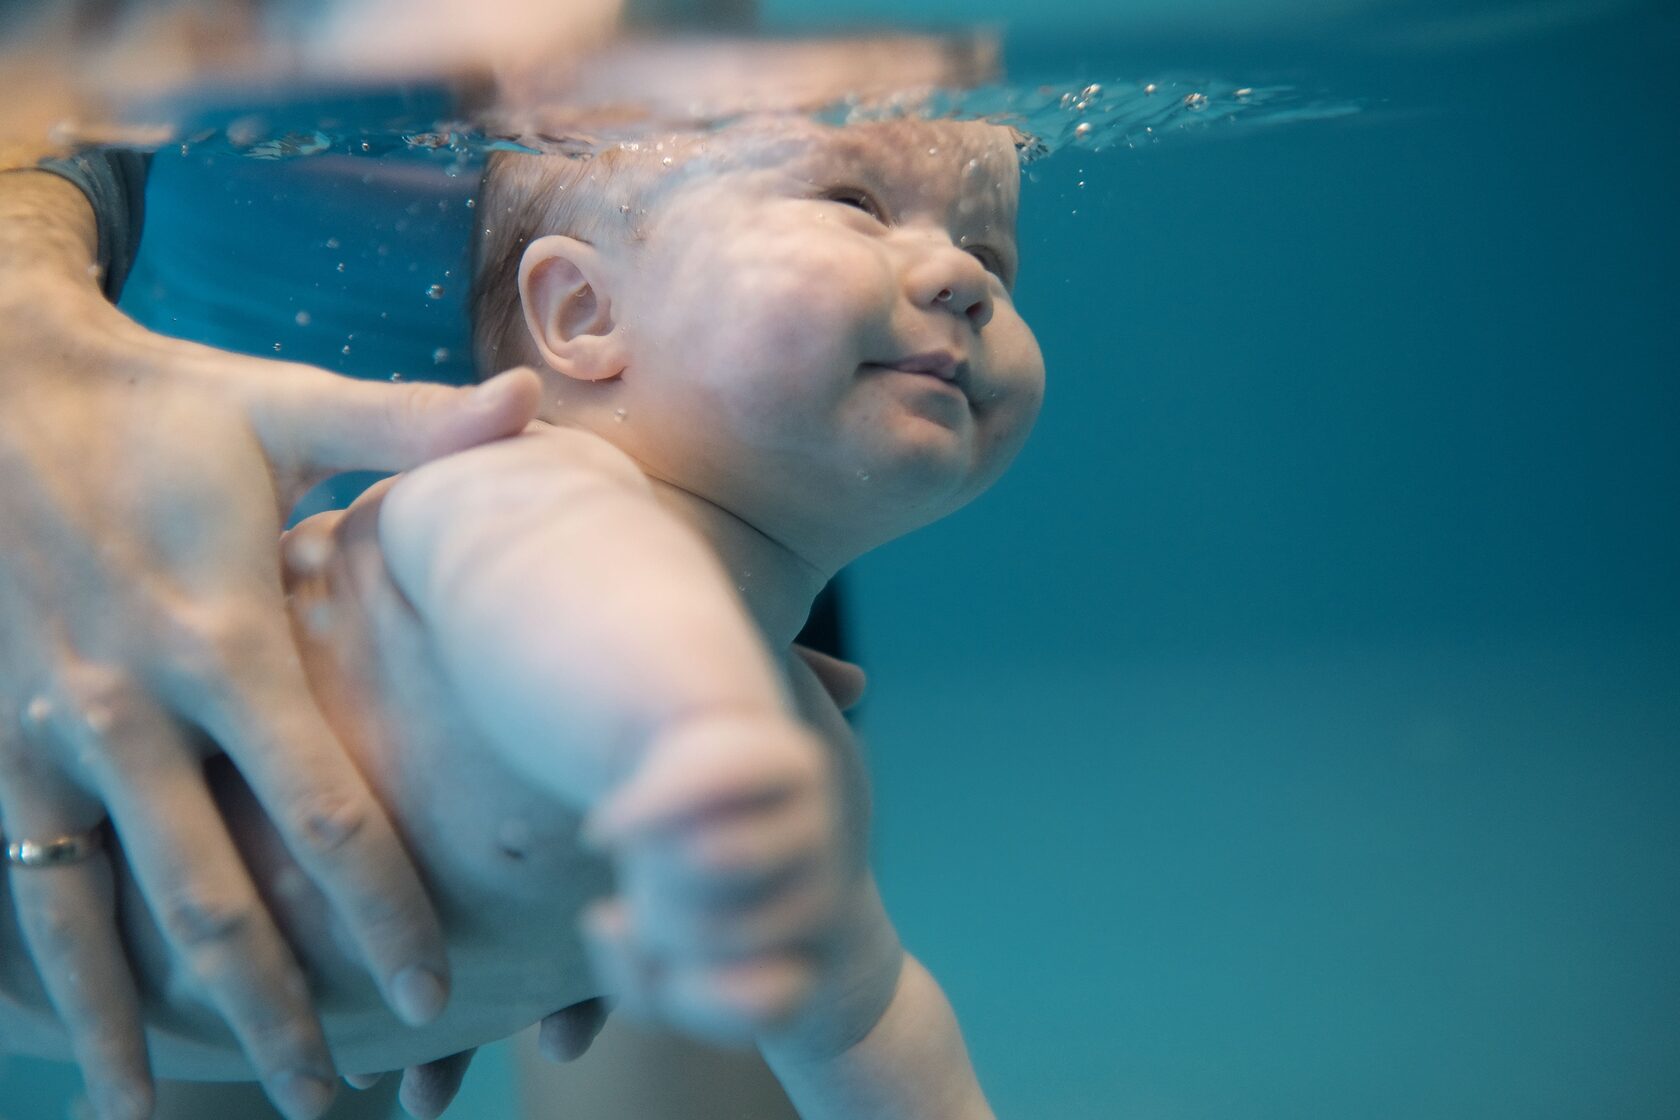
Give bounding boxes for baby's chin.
[827,425,999,534]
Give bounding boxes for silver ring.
[3,827,106,868]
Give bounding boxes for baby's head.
[471,117,1044,571]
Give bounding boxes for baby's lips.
[886,349,962,378]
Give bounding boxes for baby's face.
[604,119,1044,563]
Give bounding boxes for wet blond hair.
[470,142,678,376]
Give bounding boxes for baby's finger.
[580,899,660,1025]
[584,717,825,848]
[621,854,832,966]
[0,765,152,1120]
[660,953,820,1044]
[676,799,836,902]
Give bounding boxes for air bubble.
[661,156,673,167]
[390,371,404,382]
[1184,92,1209,110]
[24,695,51,727]
[1074,122,1093,139]
[427,283,445,299]
[294,310,311,326]
[1080,84,1103,100]
[341,344,351,355]
[1234,88,1253,99]
[432,348,450,364]
[1143,82,1158,95]
[466,198,476,208]
[325,237,340,249]
[856,470,870,481]
[336,262,346,272]
[613,408,627,422]
[273,342,282,352]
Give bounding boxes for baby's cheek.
[736,256,877,378]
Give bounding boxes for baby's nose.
[910,249,993,330]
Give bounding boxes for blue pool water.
[3,0,1676,1117]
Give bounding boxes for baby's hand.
[579,713,844,1045]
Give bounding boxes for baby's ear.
[519,235,626,382]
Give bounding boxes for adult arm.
[0,160,540,1120]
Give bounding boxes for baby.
[0,114,1043,1118]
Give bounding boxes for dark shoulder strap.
[34,148,153,302]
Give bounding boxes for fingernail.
[392,964,447,1026]
[469,374,511,409]
[272,1070,335,1120]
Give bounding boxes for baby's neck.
[643,476,832,651]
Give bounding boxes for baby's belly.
[0,745,612,1080]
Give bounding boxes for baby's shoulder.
[511,423,652,492]
[381,423,651,540]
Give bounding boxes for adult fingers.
[244,364,541,490]
[397,1049,476,1120]
[0,743,151,1120]
[537,998,610,1063]
[85,703,339,1120]
[171,607,451,1031]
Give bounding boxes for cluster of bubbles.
[152,72,1358,172]
[822,76,1357,160]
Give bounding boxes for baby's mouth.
[881,350,963,378]
[863,350,972,395]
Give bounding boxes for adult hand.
[0,170,541,1120]
[338,997,610,1119]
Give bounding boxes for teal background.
[846,2,1680,1117]
[4,0,1678,1116]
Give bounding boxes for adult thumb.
[251,365,543,483]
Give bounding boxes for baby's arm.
[377,426,842,1039]
[764,948,997,1120]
